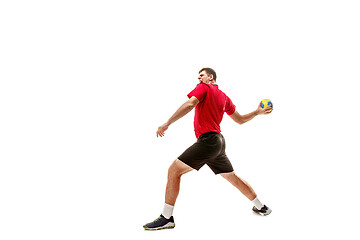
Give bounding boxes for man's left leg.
[165,159,194,206]
[143,159,193,230]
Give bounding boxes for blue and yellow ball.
[261,99,273,113]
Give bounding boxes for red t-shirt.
[187,83,236,139]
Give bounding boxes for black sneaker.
[143,214,175,230]
[252,205,272,216]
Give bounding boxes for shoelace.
[153,216,163,223]
[260,205,267,212]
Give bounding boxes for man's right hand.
[257,102,273,115]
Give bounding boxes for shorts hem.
[214,169,234,175]
[177,158,197,171]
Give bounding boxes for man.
[143,68,273,230]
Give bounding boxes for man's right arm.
[229,102,272,125]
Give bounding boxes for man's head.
[198,68,217,84]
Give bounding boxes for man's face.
[198,71,214,84]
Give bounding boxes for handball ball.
[261,99,273,113]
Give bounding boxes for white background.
[1,0,359,239]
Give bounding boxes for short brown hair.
[199,68,217,81]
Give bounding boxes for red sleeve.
[187,83,208,102]
[224,95,236,115]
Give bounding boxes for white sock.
[162,203,174,219]
[252,197,264,210]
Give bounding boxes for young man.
[143,68,273,230]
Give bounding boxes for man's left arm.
[156,96,199,137]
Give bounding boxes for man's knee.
[220,171,236,181]
[168,159,192,178]
[168,161,179,177]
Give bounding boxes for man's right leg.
[220,171,272,215]
[220,171,257,200]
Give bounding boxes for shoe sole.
[143,223,175,231]
[253,208,272,216]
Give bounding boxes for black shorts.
[178,132,234,175]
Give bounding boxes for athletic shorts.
[178,132,234,175]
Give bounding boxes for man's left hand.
[156,123,169,137]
